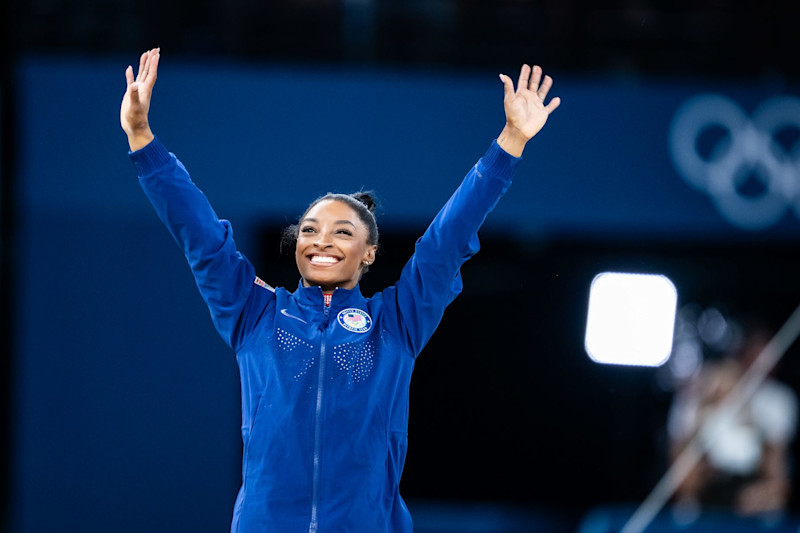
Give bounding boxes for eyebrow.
[301,218,357,227]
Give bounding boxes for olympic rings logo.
[669,94,800,230]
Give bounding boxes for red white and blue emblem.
[337,308,372,333]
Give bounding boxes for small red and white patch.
[254,276,272,290]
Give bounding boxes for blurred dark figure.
[668,321,798,518]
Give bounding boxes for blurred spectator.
[667,321,798,518]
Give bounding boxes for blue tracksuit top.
[130,137,519,532]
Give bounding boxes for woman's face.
[295,199,377,292]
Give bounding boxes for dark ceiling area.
[7,1,800,80]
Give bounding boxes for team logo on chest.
[337,308,372,333]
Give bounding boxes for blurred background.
[3,1,800,532]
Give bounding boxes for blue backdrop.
[10,55,800,532]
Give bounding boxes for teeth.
[311,256,339,264]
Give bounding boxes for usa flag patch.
[337,308,372,333]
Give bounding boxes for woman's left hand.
[497,64,560,157]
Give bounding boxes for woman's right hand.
[120,48,160,151]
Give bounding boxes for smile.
[310,255,341,265]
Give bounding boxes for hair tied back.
[350,191,377,215]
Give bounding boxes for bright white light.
[585,272,678,367]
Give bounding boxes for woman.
[120,48,559,533]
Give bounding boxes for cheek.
[294,242,306,268]
[294,235,311,256]
[347,242,370,261]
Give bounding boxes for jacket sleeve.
[385,140,519,356]
[130,137,270,351]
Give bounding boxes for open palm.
[120,48,159,149]
[500,64,560,140]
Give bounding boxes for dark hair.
[281,191,380,269]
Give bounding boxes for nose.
[313,233,332,247]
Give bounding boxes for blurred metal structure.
[621,302,800,533]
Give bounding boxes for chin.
[304,276,342,290]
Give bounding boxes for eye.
[300,226,316,233]
[336,229,353,236]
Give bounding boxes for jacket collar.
[294,279,365,310]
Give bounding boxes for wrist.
[127,128,155,152]
[496,124,529,157]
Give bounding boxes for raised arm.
[120,48,269,351]
[387,64,560,355]
[120,48,159,151]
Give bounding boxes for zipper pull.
[320,305,330,331]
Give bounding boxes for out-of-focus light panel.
[585,272,678,367]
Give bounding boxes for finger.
[141,50,154,83]
[136,51,147,82]
[144,49,160,89]
[516,64,530,94]
[544,96,561,114]
[499,73,514,100]
[528,65,542,91]
[538,74,554,99]
[125,65,134,86]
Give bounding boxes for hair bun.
[351,191,377,215]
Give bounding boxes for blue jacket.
[131,138,519,532]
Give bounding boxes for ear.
[362,245,377,267]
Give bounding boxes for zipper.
[309,303,331,533]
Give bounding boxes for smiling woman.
[120,47,559,533]
[284,192,379,293]
[294,199,375,292]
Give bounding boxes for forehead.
[303,199,361,223]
